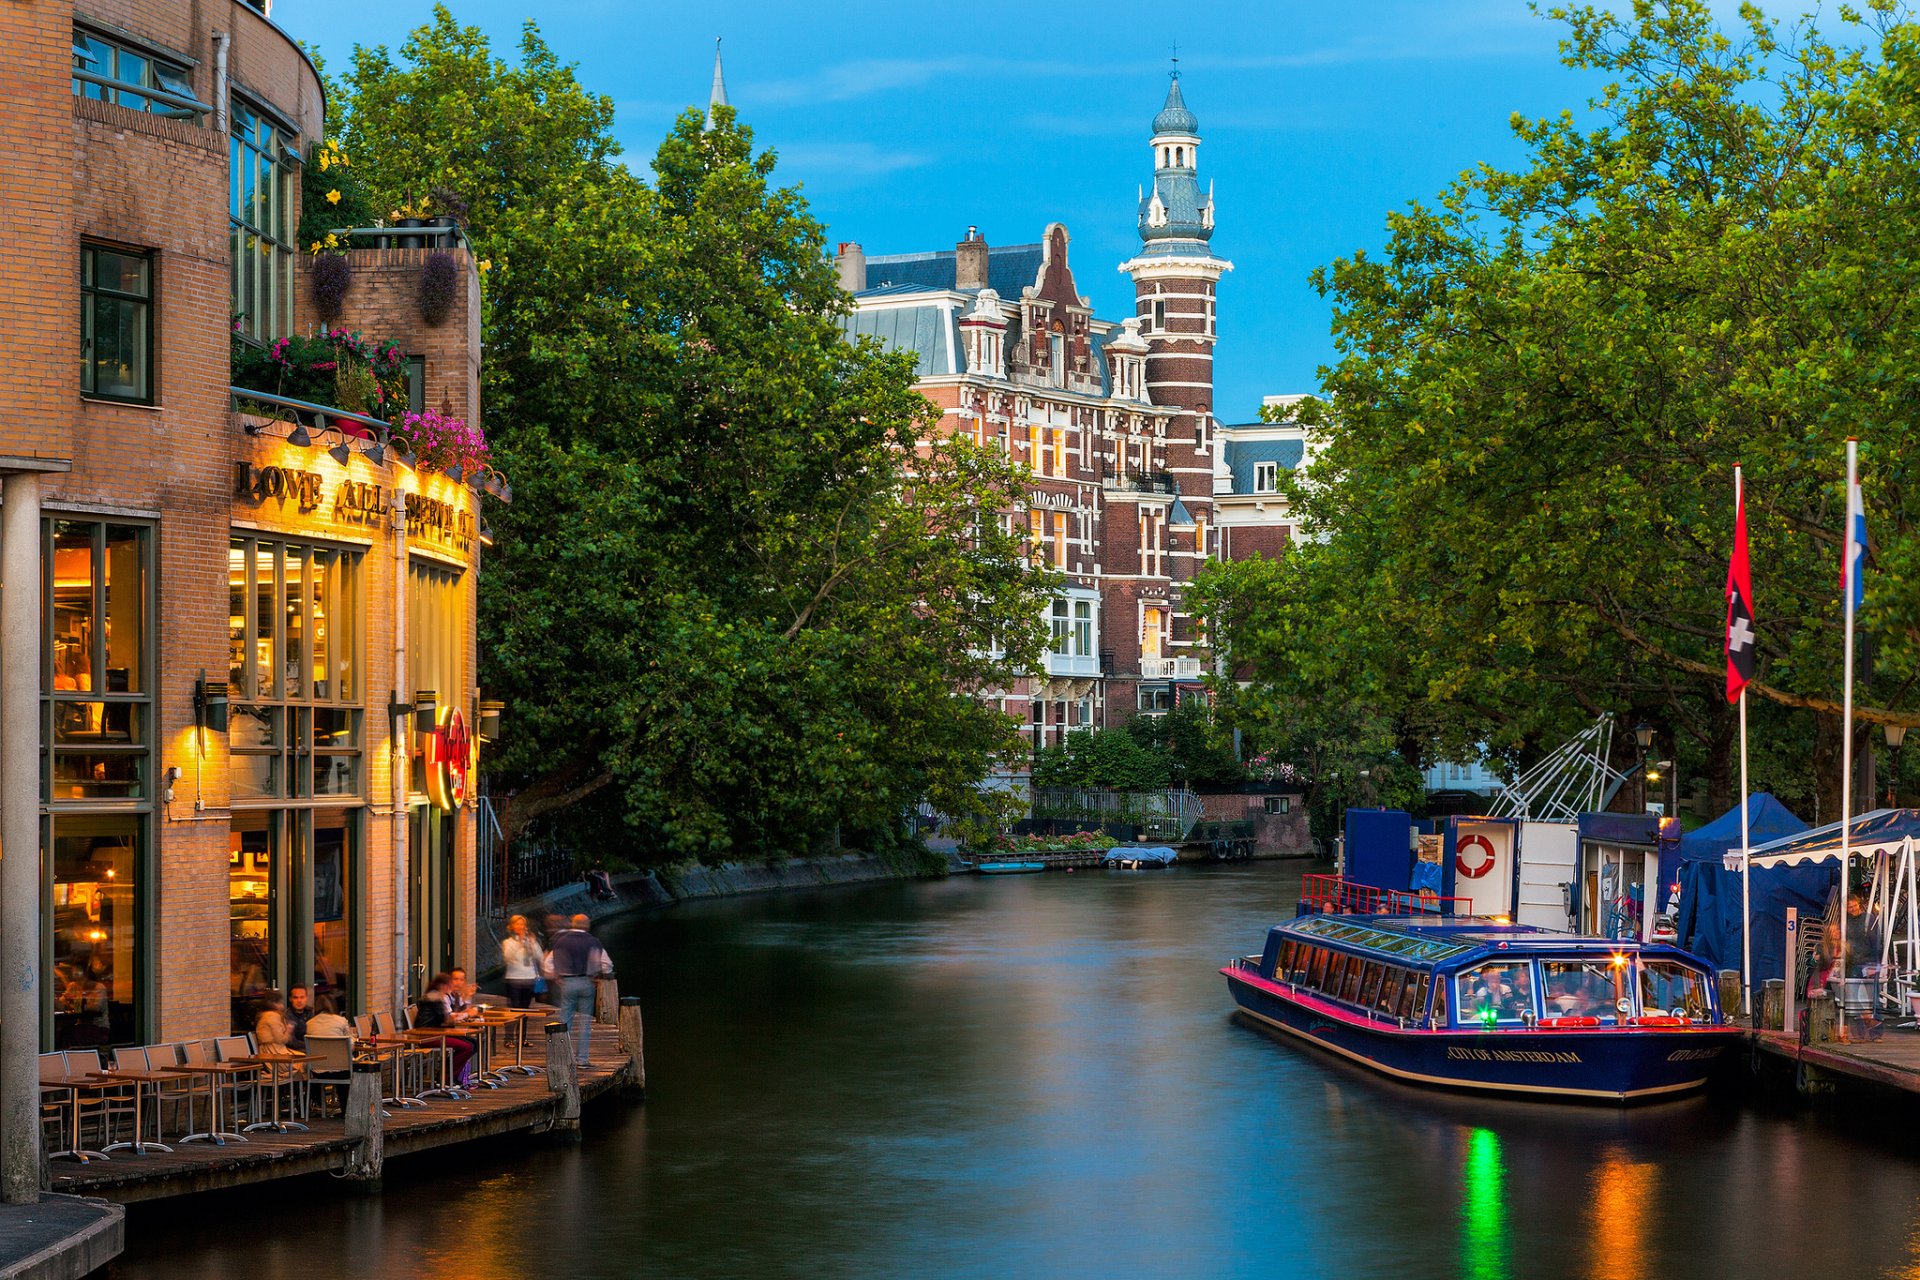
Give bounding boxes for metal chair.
[304,1036,355,1119]
[39,1052,106,1163]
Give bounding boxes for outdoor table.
[41,1081,108,1164]
[83,1069,175,1155]
[354,1038,424,1109]
[173,1062,257,1145]
[453,1015,505,1088]
[232,1053,309,1134]
[398,1030,471,1100]
[493,1009,547,1075]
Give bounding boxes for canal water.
[115,862,1920,1279]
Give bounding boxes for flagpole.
[1737,464,1753,1017]
[1840,439,1858,1042]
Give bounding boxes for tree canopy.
[332,8,1048,859]
[1197,1,1920,822]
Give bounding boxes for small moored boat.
[1222,905,1738,1103]
[1102,845,1179,870]
[976,861,1047,875]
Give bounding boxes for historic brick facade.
[837,73,1295,754]
[0,0,494,1052]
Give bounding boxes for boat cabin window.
[1339,959,1364,1004]
[1401,973,1428,1021]
[1358,962,1384,1008]
[1325,952,1352,997]
[1639,960,1712,1023]
[1276,940,1298,978]
[1431,978,1447,1027]
[1376,968,1406,1016]
[1307,947,1330,988]
[1455,961,1538,1027]
[1542,958,1629,1024]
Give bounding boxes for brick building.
[0,0,496,1086]
[835,73,1295,749]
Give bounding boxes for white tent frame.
[1489,715,1633,823]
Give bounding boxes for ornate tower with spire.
[705,38,728,131]
[1121,68,1230,444]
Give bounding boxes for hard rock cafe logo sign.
[423,706,471,812]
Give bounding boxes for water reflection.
[113,864,1920,1280]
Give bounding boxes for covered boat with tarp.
[1103,845,1179,869]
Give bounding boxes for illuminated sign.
[423,706,471,811]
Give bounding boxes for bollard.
[618,995,647,1098]
[1762,979,1786,1032]
[1717,970,1743,1024]
[343,1059,385,1184]
[595,975,620,1025]
[1807,991,1837,1044]
[545,1021,581,1135]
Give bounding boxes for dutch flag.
[1843,475,1868,617]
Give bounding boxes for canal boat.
[976,861,1047,875]
[1222,908,1739,1102]
[1103,846,1179,870]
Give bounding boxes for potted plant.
[427,186,469,231]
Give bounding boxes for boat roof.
[1275,914,1697,969]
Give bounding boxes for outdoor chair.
[402,1004,469,1102]
[304,1036,355,1119]
[63,1050,139,1153]
[38,1051,103,1163]
[143,1042,202,1137]
[210,1036,265,1123]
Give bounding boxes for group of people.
[500,913,616,1066]
[252,983,353,1056]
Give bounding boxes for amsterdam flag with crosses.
[1725,490,1755,703]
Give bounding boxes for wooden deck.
[49,1035,634,1204]
[1751,1027,1920,1096]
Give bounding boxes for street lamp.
[1633,722,1655,811]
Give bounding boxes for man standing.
[545,914,613,1067]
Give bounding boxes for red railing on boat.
[1300,874,1471,917]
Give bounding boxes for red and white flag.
[1724,489,1755,702]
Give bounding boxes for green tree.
[334,10,1048,859]
[1201,2,1920,822]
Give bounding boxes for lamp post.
[1888,723,1908,807]
[1634,722,1654,812]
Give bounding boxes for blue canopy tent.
[1673,797,1818,987]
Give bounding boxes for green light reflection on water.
[1461,1126,1509,1279]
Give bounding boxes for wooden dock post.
[545,1021,581,1136]
[1808,991,1837,1044]
[619,995,646,1098]
[342,1059,384,1185]
[1717,970,1743,1026]
[595,975,619,1025]
[1762,979,1785,1032]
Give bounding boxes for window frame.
[80,244,155,406]
[1253,460,1279,493]
[72,26,204,120]
[229,97,300,343]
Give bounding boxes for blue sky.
[278,0,1654,420]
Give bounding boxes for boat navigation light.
[1492,914,1511,925]
[1611,952,1627,968]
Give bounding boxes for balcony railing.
[1105,472,1177,495]
[1045,652,1100,679]
[1140,656,1204,680]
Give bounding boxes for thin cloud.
[771,141,932,180]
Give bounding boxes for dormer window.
[1254,461,1278,493]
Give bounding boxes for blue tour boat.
[1222,905,1738,1102]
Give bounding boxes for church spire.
[706,38,728,131]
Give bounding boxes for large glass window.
[230,99,297,342]
[49,816,141,1049]
[44,522,149,802]
[1543,958,1630,1025]
[1638,960,1712,1024]
[229,808,359,1029]
[72,28,201,119]
[229,536,364,802]
[1454,961,1538,1028]
[81,246,153,403]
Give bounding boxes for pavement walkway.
[0,1195,123,1280]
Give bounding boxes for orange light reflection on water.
[1586,1144,1657,1280]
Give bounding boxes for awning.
[1747,808,1920,868]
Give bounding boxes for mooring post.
[1762,979,1786,1033]
[619,995,646,1098]
[595,975,619,1025]
[546,1021,581,1135]
[1807,991,1837,1044]
[1716,970,1743,1026]
[343,1059,385,1185]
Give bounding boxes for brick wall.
[1199,790,1312,854]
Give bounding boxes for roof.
[1221,438,1304,493]
[1676,794,1808,864]
[859,244,1045,299]
[838,303,959,377]
[1749,808,1920,867]
[1153,73,1198,136]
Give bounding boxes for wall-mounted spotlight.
[287,423,313,448]
[327,434,354,466]
[445,463,465,484]
[366,438,386,466]
[477,699,503,740]
[194,675,230,733]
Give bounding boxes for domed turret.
[1136,71,1215,249]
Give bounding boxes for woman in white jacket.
[501,914,546,1008]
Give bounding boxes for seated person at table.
[305,993,351,1041]
[1548,973,1584,1017]
[59,974,112,1044]
[447,967,481,1023]
[414,973,475,1087]
[254,991,296,1056]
